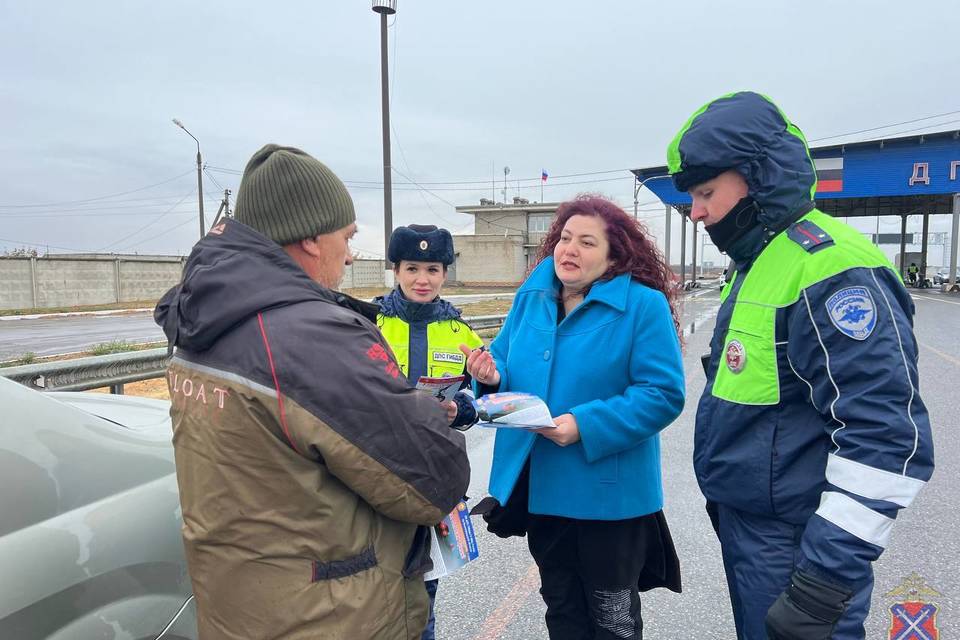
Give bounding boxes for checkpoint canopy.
[632,129,960,286]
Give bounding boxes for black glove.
[449,391,478,431]
[700,353,711,376]
[765,569,853,639]
[705,500,720,536]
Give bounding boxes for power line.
[334,174,634,192]
[206,164,633,187]
[204,168,226,192]
[0,169,194,208]
[0,210,197,219]
[847,118,960,143]
[809,108,960,142]
[0,236,88,253]
[121,214,199,252]
[98,190,196,252]
[390,166,461,209]
[0,197,222,218]
[0,193,218,213]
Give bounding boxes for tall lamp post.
[372,0,397,286]
[172,118,205,240]
[632,173,675,267]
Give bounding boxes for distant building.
[453,198,561,285]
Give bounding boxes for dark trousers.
[715,504,873,640]
[527,514,647,640]
[421,578,438,640]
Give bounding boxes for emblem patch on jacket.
[825,286,877,340]
[725,340,746,373]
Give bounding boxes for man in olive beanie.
[155,144,470,639]
[234,144,358,288]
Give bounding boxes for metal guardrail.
[1,348,170,394]
[1,314,508,394]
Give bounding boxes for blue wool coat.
[485,258,685,520]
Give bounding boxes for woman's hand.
[459,343,501,387]
[440,400,458,425]
[534,413,580,446]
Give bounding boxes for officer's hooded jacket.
[155,219,470,640]
[669,92,934,586]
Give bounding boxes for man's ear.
[300,235,323,258]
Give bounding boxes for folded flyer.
[475,392,556,430]
[416,375,465,402]
[423,500,479,581]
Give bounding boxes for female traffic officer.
[463,195,685,640]
[375,223,483,640]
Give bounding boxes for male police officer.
[668,92,934,639]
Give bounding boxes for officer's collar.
[377,287,461,323]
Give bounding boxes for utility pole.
[172,118,204,239]
[211,189,232,227]
[372,0,397,285]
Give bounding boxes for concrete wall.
[454,235,527,285]
[119,260,184,302]
[0,256,389,311]
[0,258,35,309]
[34,259,117,308]
[0,256,185,311]
[342,259,385,289]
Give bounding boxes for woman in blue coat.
[464,195,685,640]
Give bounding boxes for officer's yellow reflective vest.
[377,314,483,379]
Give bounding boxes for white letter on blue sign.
[909,162,930,186]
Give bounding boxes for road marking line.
[919,341,960,367]
[472,563,541,640]
[910,294,960,306]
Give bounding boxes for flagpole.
[540,176,543,203]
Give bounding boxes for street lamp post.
[372,0,397,286]
[632,173,676,267]
[172,118,205,239]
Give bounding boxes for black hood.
[155,219,354,352]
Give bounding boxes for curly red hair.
[532,194,681,341]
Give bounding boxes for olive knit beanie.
[234,144,356,245]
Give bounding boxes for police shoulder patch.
[787,220,834,253]
[825,286,877,340]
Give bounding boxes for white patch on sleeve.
[825,286,877,340]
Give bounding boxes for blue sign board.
[635,132,960,207]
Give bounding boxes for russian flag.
[541,169,549,182]
[814,157,843,193]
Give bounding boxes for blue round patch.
[825,286,877,340]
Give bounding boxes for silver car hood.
[47,391,171,431]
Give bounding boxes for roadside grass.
[0,300,157,317]
[87,340,144,356]
[458,299,513,317]
[0,352,38,368]
[0,286,515,317]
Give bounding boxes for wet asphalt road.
[436,288,957,640]
[0,293,515,360]
[2,286,954,638]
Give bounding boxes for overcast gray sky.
[2,1,959,264]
